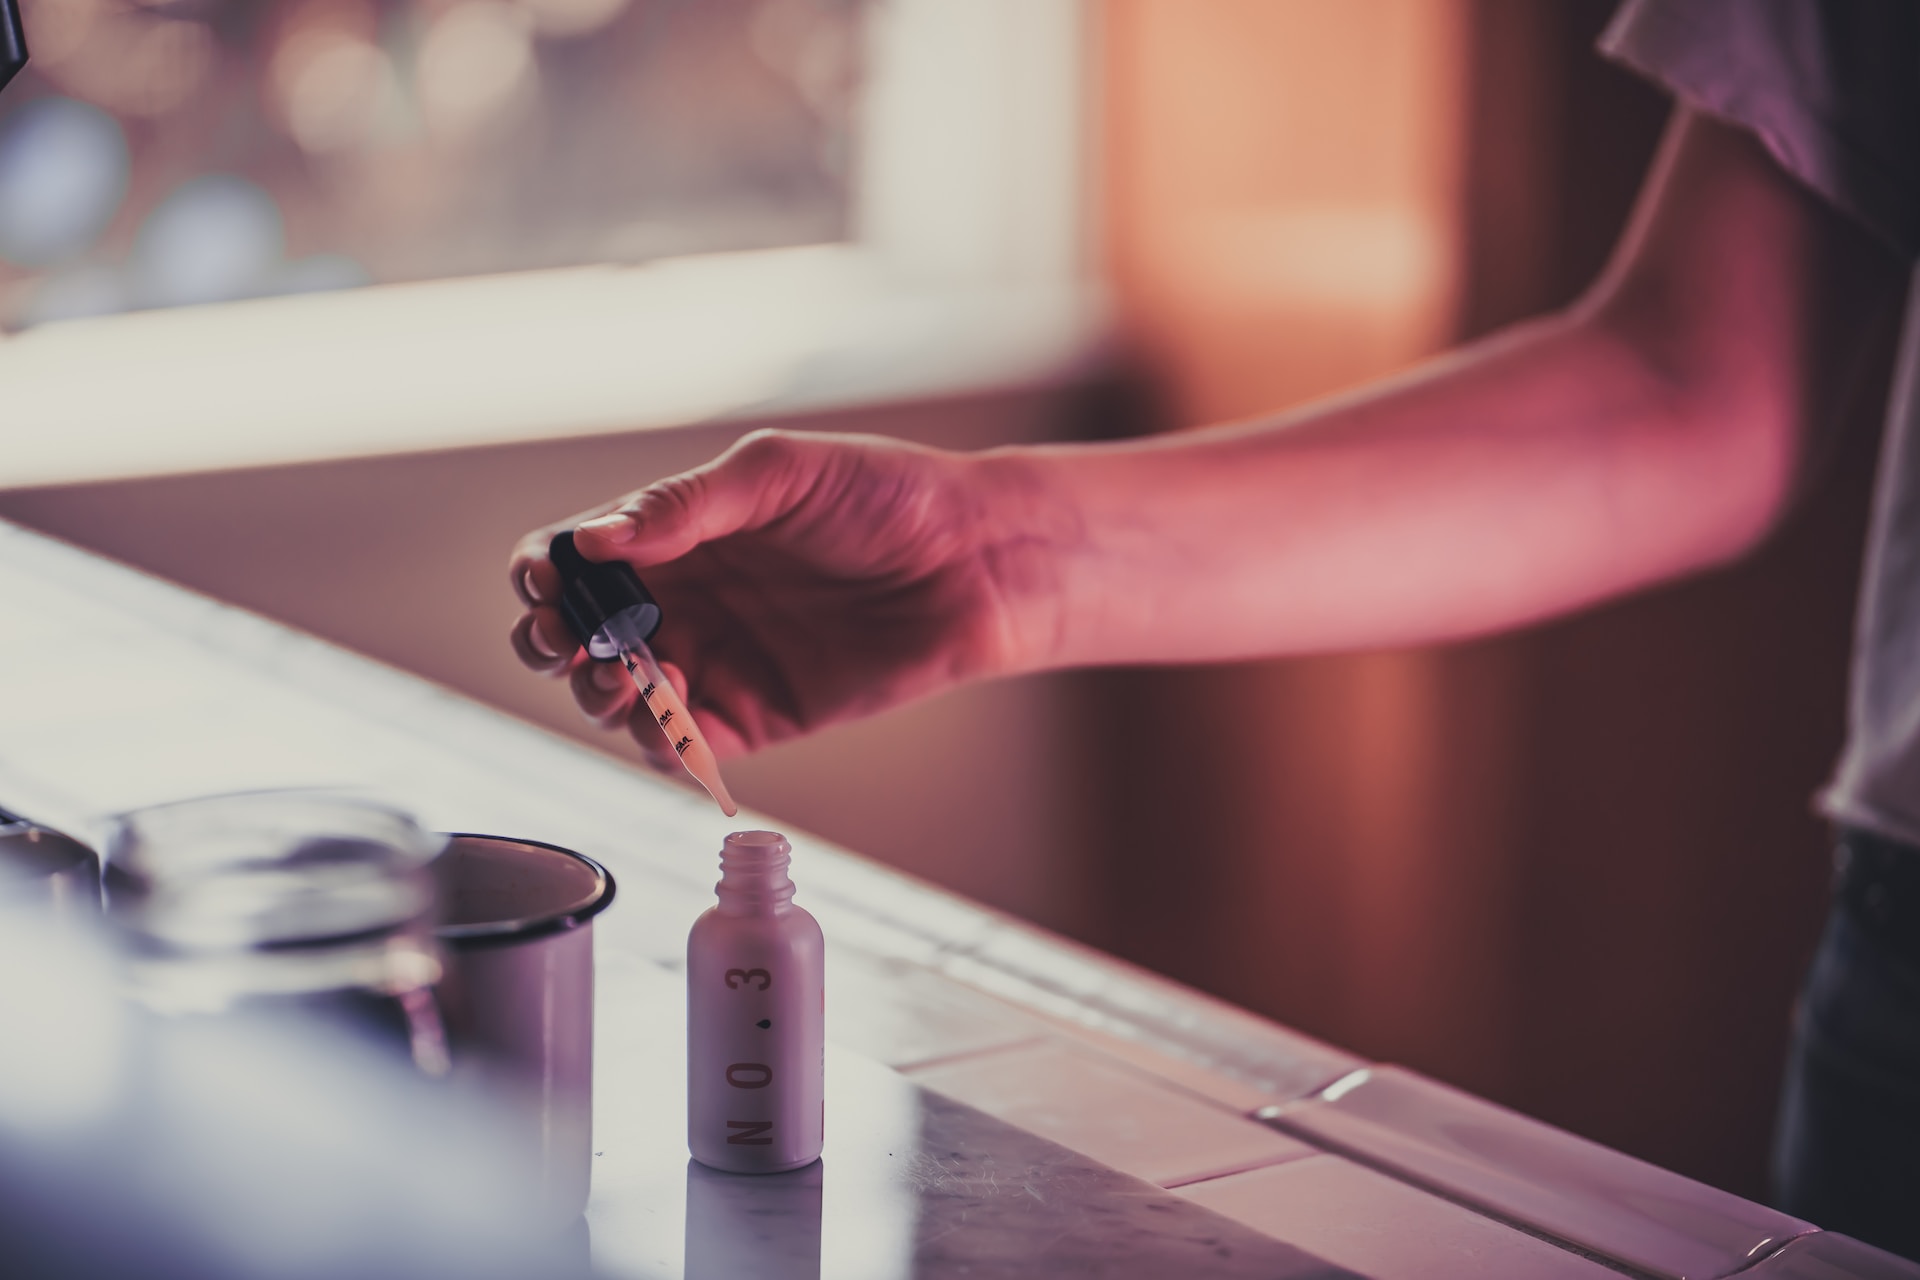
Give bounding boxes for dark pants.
[1772,829,1920,1261]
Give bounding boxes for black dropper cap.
[549,531,663,660]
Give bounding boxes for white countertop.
[1,519,1910,1280]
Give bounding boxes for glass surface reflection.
[584,961,1337,1278]
[104,790,449,1074]
[684,1158,822,1280]
[586,996,920,1279]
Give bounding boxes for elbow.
[1558,104,1899,578]
[1676,385,1802,569]
[1574,298,1808,577]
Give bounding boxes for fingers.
[509,608,578,673]
[628,710,679,773]
[512,556,561,609]
[574,430,810,568]
[658,659,753,761]
[628,659,692,764]
[507,485,653,606]
[687,704,750,761]
[657,658,690,707]
[508,527,567,608]
[628,659,696,769]
[625,699,678,773]
[570,657,636,727]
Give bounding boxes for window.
[0,0,1098,486]
[1,0,862,322]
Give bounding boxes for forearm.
[999,308,1783,670]
[986,110,1902,674]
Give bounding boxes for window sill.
[0,243,1107,489]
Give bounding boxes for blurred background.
[0,0,1887,1209]
[0,0,858,324]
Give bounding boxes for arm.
[1027,108,1905,668]
[510,109,1904,760]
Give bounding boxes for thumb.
[574,431,809,568]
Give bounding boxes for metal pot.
[432,834,616,1226]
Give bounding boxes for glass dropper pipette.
[548,532,738,817]
[602,614,738,818]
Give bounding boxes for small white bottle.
[687,830,825,1173]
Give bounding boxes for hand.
[508,429,1070,766]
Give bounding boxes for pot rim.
[434,833,616,949]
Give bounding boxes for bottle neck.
[714,831,796,916]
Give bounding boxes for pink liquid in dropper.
[620,642,737,817]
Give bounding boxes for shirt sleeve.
[1601,0,1920,259]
